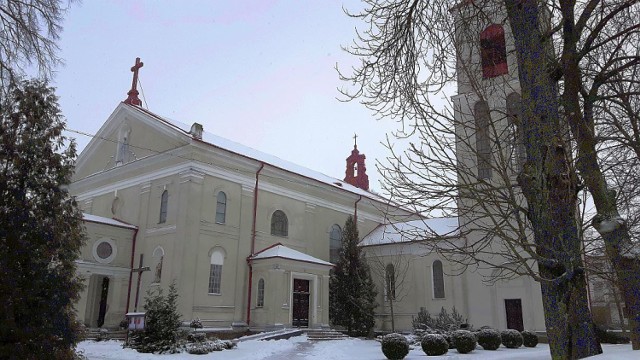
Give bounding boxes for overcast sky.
[54,0,404,192]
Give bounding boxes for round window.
[96,242,113,259]
[92,238,117,264]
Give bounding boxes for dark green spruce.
[0,80,85,358]
[329,216,377,336]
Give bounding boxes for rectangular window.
[208,264,222,294]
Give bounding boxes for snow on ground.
[77,336,636,360]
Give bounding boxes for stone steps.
[85,328,127,340]
[305,329,349,341]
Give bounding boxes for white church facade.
[71,0,548,333]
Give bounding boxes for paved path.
[262,339,315,360]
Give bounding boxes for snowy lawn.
[77,336,636,360]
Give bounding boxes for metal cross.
[132,253,150,311]
[353,133,358,147]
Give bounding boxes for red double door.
[292,279,310,327]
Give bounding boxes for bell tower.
[344,134,369,191]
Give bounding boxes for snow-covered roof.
[128,105,392,204]
[82,213,137,229]
[360,218,459,246]
[250,243,333,267]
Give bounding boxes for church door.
[292,279,310,327]
[505,299,524,331]
[97,277,110,327]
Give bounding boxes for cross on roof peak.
[124,57,144,106]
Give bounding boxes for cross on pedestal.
[124,57,144,106]
[132,253,150,311]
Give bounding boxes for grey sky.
[55,0,400,192]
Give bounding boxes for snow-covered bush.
[445,332,457,349]
[451,330,476,354]
[412,307,470,332]
[476,328,501,350]
[421,334,449,356]
[187,332,207,343]
[190,318,203,329]
[501,329,523,348]
[381,333,409,360]
[521,330,538,347]
[184,337,236,355]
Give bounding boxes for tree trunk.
[558,0,640,349]
[505,1,602,357]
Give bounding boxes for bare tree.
[363,240,412,332]
[554,0,640,349]
[0,0,75,93]
[337,0,623,357]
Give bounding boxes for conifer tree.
[0,80,85,357]
[329,216,377,336]
[136,282,182,353]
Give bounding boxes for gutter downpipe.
[247,162,265,326]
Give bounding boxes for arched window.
[475,101,492,179]
[152,247,164,284]
[208,248,225,294]
[159,190,168,223]
[433,260,445,299]
[480,24,508,78]
[216,191,227,224]
[257,278,265,307]
[329,224,342,264]
[271,210,288,237]
[507,93,526,172]
[385,263,396,301]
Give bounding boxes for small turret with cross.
[344,133,369,190]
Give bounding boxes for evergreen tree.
[0,80,85,358]
[136,282,182,353]
[329,216,377,336]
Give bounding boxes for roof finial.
[124,57,144,106]
[353,133,358,148]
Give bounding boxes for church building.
[72,0,548,333]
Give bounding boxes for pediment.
[74,103,191,180]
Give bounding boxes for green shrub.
[381,333,409,360]
[521,330,538,347]
[421,334,448,356]
[187,332,207,343]
[190,318,203,329]
[501,329,523,348]
[476,328,501,350]
[451,330,476,354]
[132,282,182,353]
[412,307,470,332]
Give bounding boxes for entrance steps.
[85,328,127,340]
[304,328,348,341]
